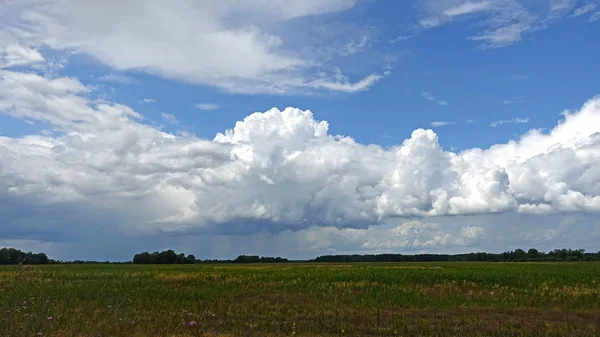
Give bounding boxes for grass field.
[2,262,600,337]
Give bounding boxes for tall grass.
[2,262,600,336]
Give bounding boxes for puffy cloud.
[0,0,384,94]
[1,69,600,237]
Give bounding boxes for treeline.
[132,251,288,264]
[0,247,51,265]
[232,255,288,263]
[133,250,196,264]
[313,248,600,263]
[4,246,600,265]
[56,260,132,264]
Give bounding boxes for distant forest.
[313,248,600,263]
[2,247,600,265]
[133,250,289,264]
[0,247,51,265]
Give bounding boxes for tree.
[133,252,153,264]
[158,250,177,264]
[186,255,196,264]
[133,250,197,264]
[527,248,539,259]
[0,248,51,265]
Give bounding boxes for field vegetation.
[2,262,600,337]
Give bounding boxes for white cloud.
[342,36,369,55]
[98,73,137,84]
[308,73,383,93]
[364,221,484,249]
[161,112,179,125]
[572,4,597,17]
[422,92,449,105]
[0,0,386,94]
[503,96,524,104]
[490,117,529,127]
[442,1,492,17]
[1,44,45,68]
[420,17,443,28]
[1,69,600,237]
[138,98,155,104]
[513,74,530,80]
[418,0,583,48]
[430,121,456,127]
[431,119,474,127]
[471,22,531,48]
[389,35,413,43]
[549,0,576,15]
[591,11,600,21]
[194,103,220,111]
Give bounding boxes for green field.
[2,262,600,337]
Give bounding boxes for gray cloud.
[4,211,598,261]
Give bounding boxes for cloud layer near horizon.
[1,69,600,237]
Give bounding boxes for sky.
[1,0,600,261]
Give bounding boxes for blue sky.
[40,0,600,151]
[1,0,600,260]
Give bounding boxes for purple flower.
[47,316,52,321]
[188,321,197,326]
[23,301,28,306]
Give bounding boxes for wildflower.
[188,321,197,326]
[23,301,28,306]
[47,316,52,321]
[37,333,42,336]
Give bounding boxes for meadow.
[2,262,600,337]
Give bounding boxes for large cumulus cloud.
[1,69,600,236]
